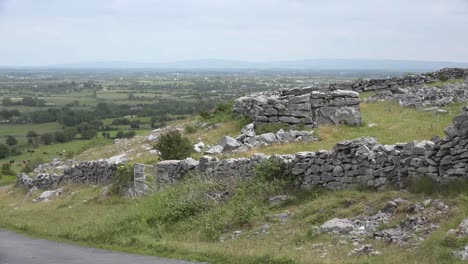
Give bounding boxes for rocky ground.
[366,79,468,108]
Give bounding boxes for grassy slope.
[1,96,468,263]
[0,182,467,264]
[179,100,463,160]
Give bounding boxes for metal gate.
[133,163,158,196]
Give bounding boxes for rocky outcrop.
[233,89,361,127]
[200,124,317,154]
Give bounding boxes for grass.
[0,137,112,174]
[426,78,465,87]
[228,101,464,158]
[1,177,467,264]
[0,175,15,186]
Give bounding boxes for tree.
[54,131,67,143]
[26,130,39,146]
[5,136,17,147]
[40,133,54,145]
[27,131,38,138]
[1,163,14,176]
[81,129,97,139]
[130,120,140,129]
[0,144,10,159]
[22,96,36,106]
[154,130,193,160]
[2,97,12,106]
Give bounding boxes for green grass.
[426,78,465,87]
[0,137,113,174]
[0,175,15,186]
[0,122,63,145]
[1,177,467,264]
[230,101,464,157]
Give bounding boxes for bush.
[5,136,17,147]
[154,130,192,160]
[439,74,449,82]
[184,125,198,134]
[254,158,291,181]
[54,131,68,143]
[130,120,140,129]
[81,129,97,139]
[115,130,136,139]
[1,163,14,176]
[40,133,54,145]
[110,163,134,195]
[152,175,224,223]
[0,143,10,159]
[22,158,43,174]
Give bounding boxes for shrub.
[81,129,97,140]
[40,133,54,145]
[0,143,10,159]
[5,136,17,147]
[184,125,198,134]
[1,163,14,176]
[115,130,136,139]
[22,158,43,174]
[130,120,140,129]
[254,158,291,181]
[154,130,192,160]
[439,74,449,82]
[54,131,68,143]
[110,163,134,195]
[149,174,226,224]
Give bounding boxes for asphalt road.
[0,229,199,264]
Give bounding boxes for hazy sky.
[1,0,468,66]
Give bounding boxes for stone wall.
[233,89,361,127]
[17,160,116,190]
[334,67,468,92]
[366,80,468,107]
[155,107,468,191]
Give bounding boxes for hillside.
[1,72,468,263]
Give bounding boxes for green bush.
[0,143,10,159]
[154,130,192,160]
[149,175,227,224]
[1,163,14,176]
[254,158,291,181]
[5,136,17,147]
[110,163,134,195]
[184,125,198,134]
[439,74,449,82]
[21,158,44,174]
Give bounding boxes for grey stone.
[220,136,241,151]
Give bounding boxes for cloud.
[0,0,467,65]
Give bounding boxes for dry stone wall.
[337,68,468,92]
[367,80,468,107]
[155,107,468,191]
[17,160,116,190]
[233,89,361,127]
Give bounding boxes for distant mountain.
[43,58,468,72]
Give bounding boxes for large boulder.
[32,188,63,203]
[220,136,241,151]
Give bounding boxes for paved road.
[0,229,198,264]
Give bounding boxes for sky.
[1,0,468,66]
